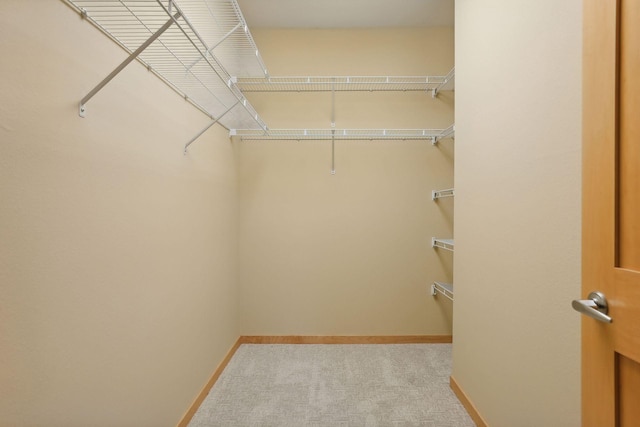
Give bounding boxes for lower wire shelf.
[229,128,451,141]
[432,237,454,251]
[432,281,454,301]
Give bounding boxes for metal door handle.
[572,291,612,323]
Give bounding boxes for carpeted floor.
[189,344,475,426]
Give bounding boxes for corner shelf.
[432,282,454,301]
[432,238,454,252]
[432,188,454,200]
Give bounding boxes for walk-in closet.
[2,0,585,425]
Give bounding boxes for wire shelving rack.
[66,0,268,130]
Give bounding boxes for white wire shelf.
[172,0,268,78]
[431,282,454,301]
[432,238,454,251]
[235,71,455,93]
[432,188,455,200]
[67,0,267,130]
[230,127,455,141]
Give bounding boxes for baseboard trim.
[176,337,243,427]
[239,335,453,344]
[450,375,489,427]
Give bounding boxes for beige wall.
[237,28,455,335]
[453,1,582,426]
[0,1,239,425]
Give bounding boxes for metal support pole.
[331,79,336,174]
[183,100,241,154]
[331,78,336,125]
[79,11,182,117]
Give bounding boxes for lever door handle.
[572,291,612,323]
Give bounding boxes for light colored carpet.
[189,344,475,427]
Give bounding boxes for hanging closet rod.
[235,71,455,92]
[229,128,453,141]
[67,0,267,131]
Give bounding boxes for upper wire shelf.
[235,69,455,93]
[172,0,268,78]
[230,128,454,141]
[67,0,267,129]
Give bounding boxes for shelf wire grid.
[68,0,267,129]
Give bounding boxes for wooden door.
[582,0,640,426]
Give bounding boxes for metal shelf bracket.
[432,237,454,251]
[431,124,455,145]
[79,9,182,117]
[184,99,241,154]
[431,282,454,301]
[432,188,455,200]
[431,67,455,99]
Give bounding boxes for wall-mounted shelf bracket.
[432,188,455,200]
[431,124,455,145]
[184,99,242,154]
[79,10,182,117]
[432,237,454,251]
[431,67,455,98]
[432,281,454,301]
